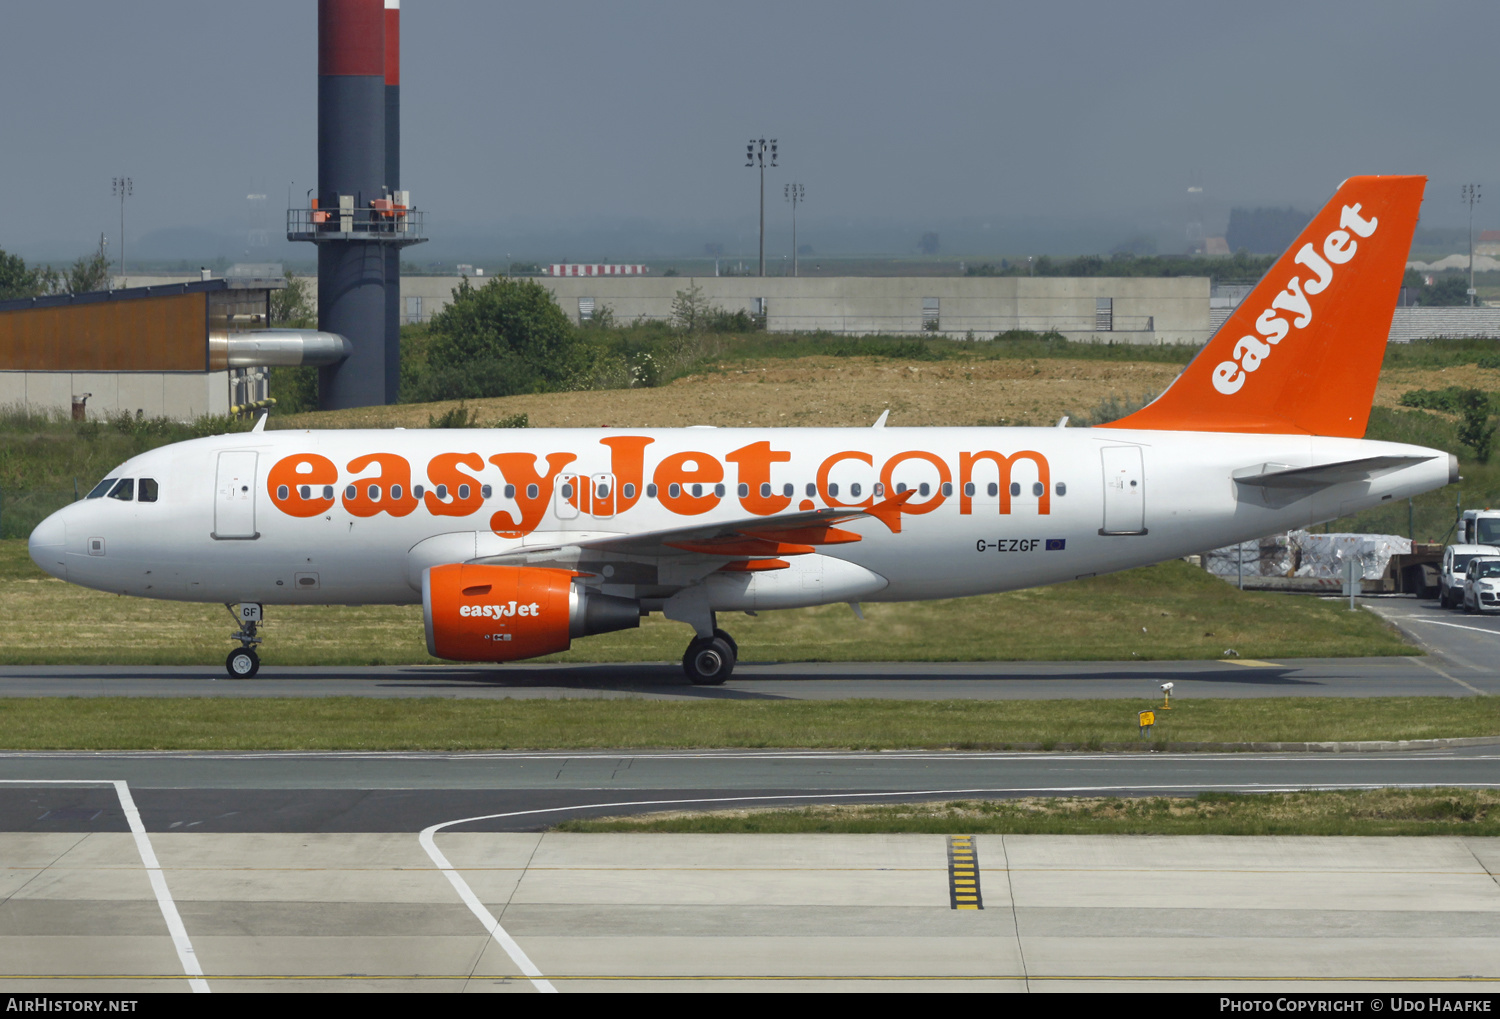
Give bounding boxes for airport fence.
[0,486,80,540]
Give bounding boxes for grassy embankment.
[0,695,1496,752]
[555,790,1500,837]
[0,540,1412,665]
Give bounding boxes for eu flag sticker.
[1045,539,1066,551]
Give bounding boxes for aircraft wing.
[477,491,915,565]
[1233,455,1437,490]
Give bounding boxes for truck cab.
[1458,510,1500,548]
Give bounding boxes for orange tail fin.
[1102,175,1424,437]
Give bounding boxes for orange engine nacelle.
[422,563,640,662]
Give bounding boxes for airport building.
[0,275,350,421]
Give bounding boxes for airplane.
[27,175,1455,684]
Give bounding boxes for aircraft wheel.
[683,636,735,686]
[712,628,739,659]
[226,647,260,679]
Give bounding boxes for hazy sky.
[2,0,1496,260]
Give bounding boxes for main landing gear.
[682,627,738,686]
[225,603,263,679]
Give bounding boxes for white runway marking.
[0,779,209,993]
[1407,617,1500,636]
[419,819,557,993]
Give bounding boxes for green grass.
[0,544,1415,665]
[0,696,1494,751]
[554,789,1500,837]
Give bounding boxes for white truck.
[1458,509,1500,548]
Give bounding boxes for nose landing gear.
[682,628,738,686]
[225,603,263,679]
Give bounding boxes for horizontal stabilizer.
[1233,455,1435,490]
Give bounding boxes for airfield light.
[746,138,778,276]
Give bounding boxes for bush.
[422,278,584,399]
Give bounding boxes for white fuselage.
[28,426,1455,614]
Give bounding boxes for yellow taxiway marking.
[1221,659,1283,667]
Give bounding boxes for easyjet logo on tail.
[1213,203,1379,396]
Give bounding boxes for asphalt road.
[0,594,1494,700]
[5,746,1498,832]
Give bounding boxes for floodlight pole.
[746,138,777,277]
[1463,184,1482,307]
[112,176,133,284]
[785,182,805,277]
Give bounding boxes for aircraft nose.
[28,509,68,581]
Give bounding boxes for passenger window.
[277,485,289,500]
[783,483,793,498]
[987,483,999,497]
[1032,483,1044,497]
[850,483,862,498]
[1010,482,1021,497]
[413,485,425,499]
[964,482,975,497]
[669,483,681,498]
[941,482,953,497]
[434,485,447,500]
[345,485,357,500]
[138,478,159,503]
[691,484,703,498]
[918,483,930,497]
[87,478,117,499]
[806,483,816,497]
[1056,482,1067,496]
[504,485,516,499]
[526,484,539,500]
[481,485,493,499]
[647,484,658,498]
[323,485,334,500]
[458,484,471,500]
[596,484,609,499]
[759,483,770,498]
[896,483,907,494]
[623,483,636,499]
[828,483,839,497]
[739,483,751,498]
[873,483,884,497]
[109,479,135,502]
[298,485,310,500]
[560,483,573,499]
[714,484,725,498]
[391,484,404,501]
[368,485,383,501]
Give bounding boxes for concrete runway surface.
[2,751,1500,992]
[0,594,1495,992]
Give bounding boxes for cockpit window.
[107,479,135,502]
[86,478,117,499]
[138,478,158,503]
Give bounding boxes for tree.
[62,239,112,294]
[670,283,710,332]
[420,277,581,399]
[1417,275,1473,307]
[271,270,315,325]
[1456,388,1497,464]
[0,247,46,300]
